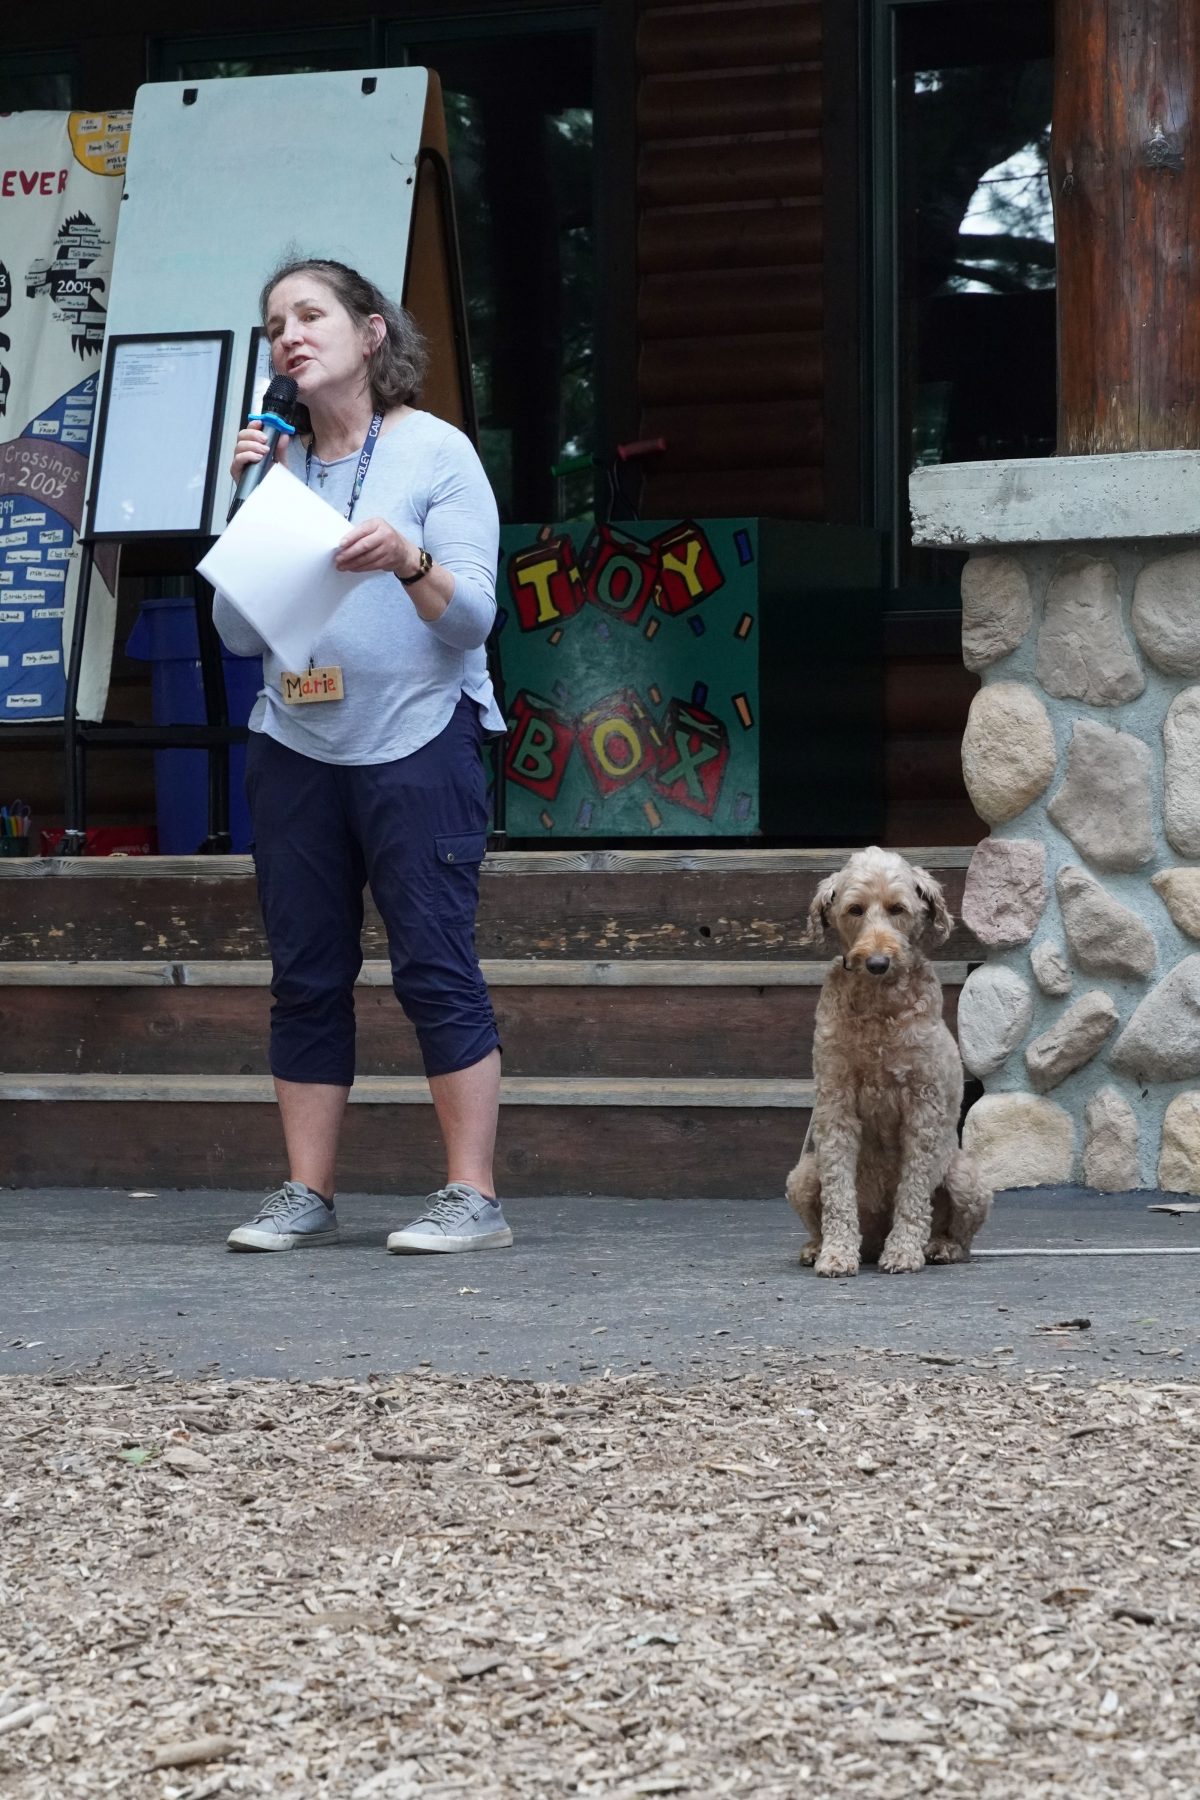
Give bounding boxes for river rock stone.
[1159,1092,1200,1193]
[1152,868,1200,940]
[961,1093,1074,1189]
[1163,687,1200,857]
[961,838,1047,948]
[1110,957,1200,1081]
[1031,941,1073,996]
[1056,864,1156,979]
[1024,990,1118,1092]
[961,553,1033,671]
[1132,549,1200,675]
[1083,1087,1140,1191]
[961,684,1057,826]
[1036,554,1145,705]
[956,966,1035,1077]
[1046,720,1155,871]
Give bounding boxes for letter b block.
[505,690,574,799]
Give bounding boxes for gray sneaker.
[386,1184,513,1254]
[227,1181,339,1252]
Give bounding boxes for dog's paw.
[878,1236,926,1274]
[925,1236,968,1265]
[798,1240,821,1266]
[814,1244,859,1278]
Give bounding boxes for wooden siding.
[635,0,825,519]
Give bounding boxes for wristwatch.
[401,547,433,584]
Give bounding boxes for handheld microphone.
[227,373,299,521]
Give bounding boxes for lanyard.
[305,411,383,520]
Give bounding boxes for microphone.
[227,373,299,521]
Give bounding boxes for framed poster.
[240,326,275,428]
[87,331,232,538]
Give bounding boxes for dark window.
[872,0,1054,588]
[150,28,373,82]
[390,23,595,522]
[151,17,598,523]
[0,54,76,110]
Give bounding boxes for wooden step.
[0,848,980,963]
[0,848,976,1197]
[0,1074,815,1198]
[0,959,969,1079]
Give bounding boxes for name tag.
[281,665,344,705]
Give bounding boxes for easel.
[58,66,505,853]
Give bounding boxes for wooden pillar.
[1051,0,1200,452]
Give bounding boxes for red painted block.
[505,690,575,799]
[582,526,659,627]
[652,698,730,818]
[650,521,725,616]
[507,533,585,632]
[578,687,661,796]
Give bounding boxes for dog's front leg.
[812,1108,863,1278]
[879,1106,943,1274]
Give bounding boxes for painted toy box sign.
[497,518,760,837]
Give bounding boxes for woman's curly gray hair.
[260,257,428,423]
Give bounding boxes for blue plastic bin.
[126,598,262,854]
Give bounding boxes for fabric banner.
[0,111,129,720]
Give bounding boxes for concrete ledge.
[910,450,1200,547]
[0,1072,816,1108]
[0,846,977,881]
[0,958,974,989]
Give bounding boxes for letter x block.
[505,690,575,799]
[652,698,730,817]
[650,521,724,617]
[508,533,585,632]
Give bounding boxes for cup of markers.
[0,800,31,856]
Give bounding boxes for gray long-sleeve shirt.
[212,409,505,764]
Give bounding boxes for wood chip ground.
[1,1366,1197,1797]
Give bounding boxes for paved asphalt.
[2,1187,1198,1383]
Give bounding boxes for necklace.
[305,414,384,516]
[309,441,338,486]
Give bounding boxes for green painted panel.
[497,519,760,838]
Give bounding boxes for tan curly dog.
[786,847,992,1277]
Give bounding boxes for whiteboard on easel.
[86,68,429,539]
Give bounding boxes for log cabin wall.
[632,0,980,846]
[634,0,825,521]
[4,0,982,849]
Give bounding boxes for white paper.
[93,337,224,535]
[196,464,366,669]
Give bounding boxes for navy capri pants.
[246,695,500,1086]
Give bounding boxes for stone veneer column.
[910,452,1200,1194]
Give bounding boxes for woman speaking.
[214,257,511,1258]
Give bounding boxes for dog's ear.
[804,874,838,944]
[911,865,953,945]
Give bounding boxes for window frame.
[0,50,78,111]
[863,0,1054,588]
[147,4,634,522]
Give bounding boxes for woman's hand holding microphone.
[228,425,285,485]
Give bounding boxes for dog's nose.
[865,954,890,975]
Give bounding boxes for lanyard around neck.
[305,411,384,520]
